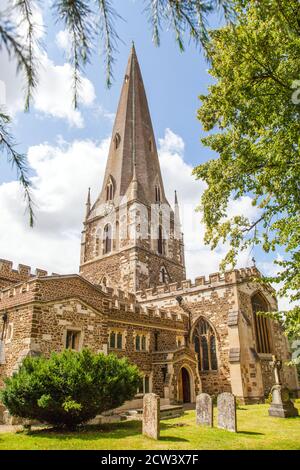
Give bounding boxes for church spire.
[90,44,170,215]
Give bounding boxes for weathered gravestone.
[142,393,160,440]
[217,392,237,432]
[196,393,213,427]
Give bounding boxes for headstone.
[142,393,160,440]
[217,392,237,432]
[196,393,213,427]
[268,355,298,418]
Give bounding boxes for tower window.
[193,318,218,372]
[158,225,164,255]
[114,133,121,150]
[103,224,112,254]
[159,266,169,284]
[149,139,153,152]
[155,185,161,203]
[106,180,114,201]
[251,293,272,354]
[154,331,159,351]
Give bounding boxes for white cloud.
[0,5,96,127]
[33,52,95,127]
[158,128,256,278]
[55,30,72,53]
[0,138,110,273]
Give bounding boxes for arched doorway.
[178,367,191,403]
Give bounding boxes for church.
[0,45,298,417]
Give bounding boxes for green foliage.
[265,393,273,405]
[0,349,141,428]
[194,0,300,341]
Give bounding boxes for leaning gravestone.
[217,392,237,432]
[196,393,213,427]
[142,393,160,440]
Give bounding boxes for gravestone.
[196,393,213,427]
[268,356,298,418]
[142,393,160,440]
[217,392,237,432]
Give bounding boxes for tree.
[193,0,300,347]
[0,0,233,224]
[0,349,141,428]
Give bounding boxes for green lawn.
[0,403,299,450]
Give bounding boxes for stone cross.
[217,392,237,432]
[142,393,160,440]
[196,393,213,427]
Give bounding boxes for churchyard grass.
[0,403,299,450]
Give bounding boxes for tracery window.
[193,318,218,371]
[251,293,272,354]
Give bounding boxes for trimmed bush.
[1,349,141,428]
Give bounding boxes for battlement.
[0,258,50,282]
[136,267,261,301]
[100,286,184,322]
[0,275,184,324]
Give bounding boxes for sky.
[0,1,292,309]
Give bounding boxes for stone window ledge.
[199,370,219,375]
[258,353,273,361]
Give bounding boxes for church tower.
[80,44,186,292]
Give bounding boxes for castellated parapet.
[0,274,184,324]
[0,258,54,290]
[136,266,274,303]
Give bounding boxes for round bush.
[1,349,141,428]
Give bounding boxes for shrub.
[1,349,141,428]
[265,393,273,405]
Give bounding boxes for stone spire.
[90,44,170,215]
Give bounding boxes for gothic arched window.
[251,293,272,354]
[159,266,169,284]
[158,225,164,255]
[192,318,218,372]
[155,185,161,203]
[106,179,114,201]
[103,224,112,254]
[114,132,121,150]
